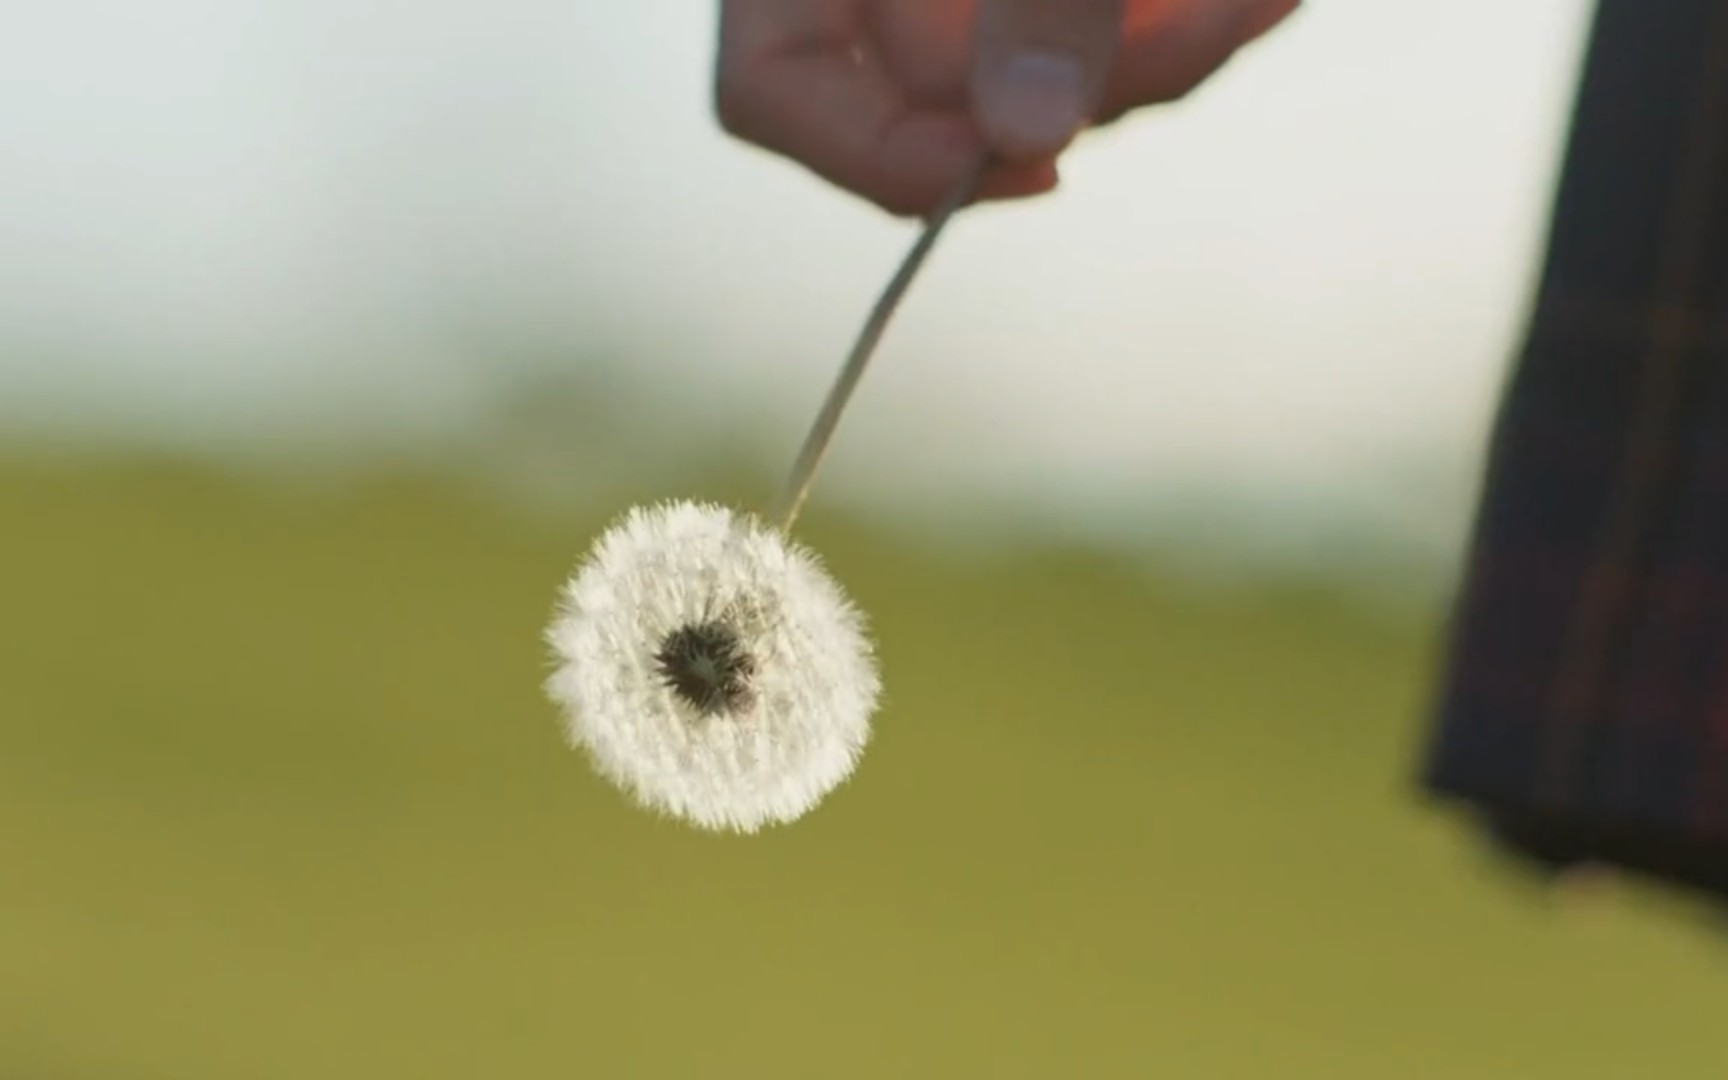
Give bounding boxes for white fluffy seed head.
[544,500,881,833]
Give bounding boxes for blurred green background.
[2,453,1721,1080]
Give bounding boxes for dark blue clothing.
[1424,0,1728,904]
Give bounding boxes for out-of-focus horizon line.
[0,0,1594,591]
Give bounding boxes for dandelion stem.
[775,157,990,534]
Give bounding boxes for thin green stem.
[775,159,989,533]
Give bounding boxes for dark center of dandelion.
[654,620,756,717]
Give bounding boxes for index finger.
[1097,0,1299,121]
[717,0,1052,215]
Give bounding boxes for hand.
[716,0,1300,216]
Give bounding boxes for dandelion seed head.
[545,500,881,833]
[654,620,757,717]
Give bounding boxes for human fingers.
[1095,0,1299,123]
[970,0,1126,161]
[718,0,1055,214]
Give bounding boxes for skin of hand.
[715,0,1301,216]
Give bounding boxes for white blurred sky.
[0,1,1594,572]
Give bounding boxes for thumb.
[972,0,1124,162]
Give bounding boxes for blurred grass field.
[0,454,1721,1079]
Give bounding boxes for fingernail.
[977,51,1087,159]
